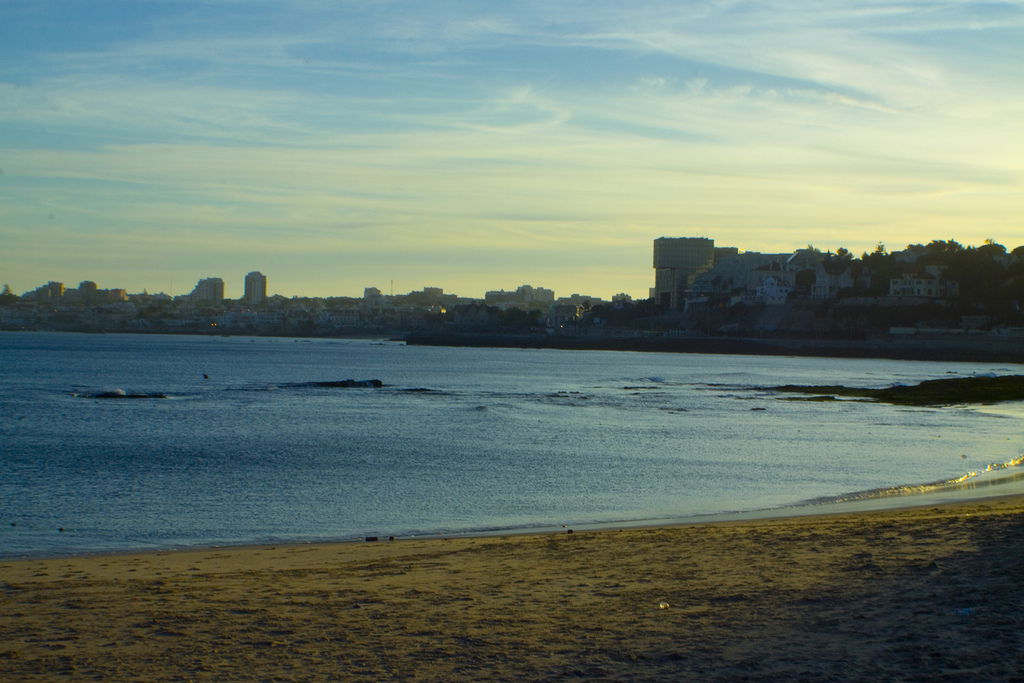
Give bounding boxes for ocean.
[1,331,1022,557]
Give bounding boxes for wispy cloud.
[1,0,1022,296]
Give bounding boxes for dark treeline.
[852,239,1023,306]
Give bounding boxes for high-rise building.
[190,277,225,302]
[653,237,715,310]
[243,271,267,305]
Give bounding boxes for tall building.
[244,271,267,305]
[362,287,384,310]
[29,281,65,300]
[653,237,715,310]
[190,277,225,303]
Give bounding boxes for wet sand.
[2,495,1022,681]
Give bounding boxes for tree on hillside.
[0,284,17,306]
[947,244,1008,303]
[977,239,1007,258]
[859,248,897,296]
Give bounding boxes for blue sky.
[2,0,1022,299]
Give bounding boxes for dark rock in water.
[311,379,383,388]
[77,389,168,399]
[276,379,385,390]
[766,374,1024,406]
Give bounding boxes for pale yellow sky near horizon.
[2,1,1021,299]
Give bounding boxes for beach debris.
[365,536,379,542]
[658,601,671,609]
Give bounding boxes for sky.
[1,1,1022,300]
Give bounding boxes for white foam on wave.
[807,454,1024,505]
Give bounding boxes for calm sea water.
[2,331,1022,557]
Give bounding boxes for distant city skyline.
[13,270,604,302]
[10,231,1021,302]
[2,2,1021,299]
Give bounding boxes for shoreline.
[7,490,1024,563]
[2,494,1022,680]
[7,466,1024,564]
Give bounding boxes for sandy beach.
[2,496,1022,681]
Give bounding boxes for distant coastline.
[3,327,1022,364]
[405,331,1024,364]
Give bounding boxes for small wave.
[541,391,591,403]
[618,376,688,388]
[806,454,1024,505]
